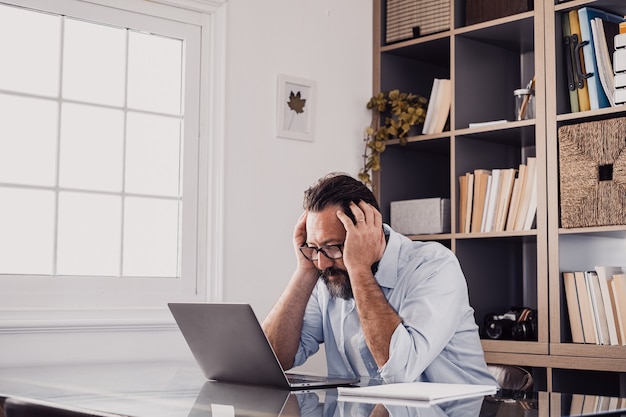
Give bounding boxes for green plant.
[358,90,428,185]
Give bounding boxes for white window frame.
[0,0,226,331]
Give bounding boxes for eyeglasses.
[299,244,344,261]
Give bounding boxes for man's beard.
[319,262,380,300]
[320,267,353,300]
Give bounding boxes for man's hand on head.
[293,211,318,273]
[336,201,386,273]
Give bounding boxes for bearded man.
[262,173,496,385]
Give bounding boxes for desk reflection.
[188,383,538,417]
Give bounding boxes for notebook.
[168,302,360,390]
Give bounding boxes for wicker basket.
[386,0,450,44]
[558,117,626,228]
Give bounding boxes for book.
[610,273,626,345]
[522,159,538,231]
[578,7,626,109]
[480,175,493,232]
[505,163,526,231]
[569,9,591,112]
[582,394,600,415]
[432,79,452,134]
[422,79,441,134]
[468,120,508,128]
[482,169,501,233]
[459,174,468,232]
[563,272,585,343]
[586,270,610,345]
[471,169,491,233]
[615,48,626,73]
[337,382,497,405]
[463,172,474,233]
[591,17,619,106]
[513,157,536,231]
[493,167,516,232]
[593,266,624,345]
[574,271,598,344]
[616,32,626,49]
[562,12,580,112]
[570,394,585,415]
[615,88,626,105]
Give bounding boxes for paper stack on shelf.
[615,29,626,105]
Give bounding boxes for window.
[0,0,219,310]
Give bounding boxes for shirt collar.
[374,224,400,289]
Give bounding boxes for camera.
[483,307,537,341]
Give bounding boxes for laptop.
[168,302,360,390]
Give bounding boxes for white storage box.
[390,198,451,235]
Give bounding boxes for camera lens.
[485,321,504,339]
[511,322,528,340]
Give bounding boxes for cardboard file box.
[390,198,451,235]
[558,117,626,228]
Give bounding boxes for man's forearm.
[262,269,319,369]
[350,268,402,367]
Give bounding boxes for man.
[262,173,496,385]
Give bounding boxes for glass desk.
[0,361,624,417]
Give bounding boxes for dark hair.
[303,172,381,223]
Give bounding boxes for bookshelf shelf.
[374,0,626,395]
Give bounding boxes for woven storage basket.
[386,0,449,44]
[558,117,626,228]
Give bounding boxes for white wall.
[219,0,372,373]
[221,0,372,318]
[219,0,372,372]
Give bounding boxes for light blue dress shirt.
[293,224,497,386]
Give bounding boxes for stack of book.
[614,24,626,104]
[422,78,451,135]
[563,266,626,345]
[569,393,626,415]
[458,157,537,233]
[561,7,626,112]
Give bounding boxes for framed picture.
[276,74,316,142]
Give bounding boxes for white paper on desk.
[337,382,497,405]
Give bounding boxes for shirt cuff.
[378,323,408,382]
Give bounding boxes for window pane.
[125,112,182,196]
[123,197,180,277]
[59,103,124,192]
[0,187,55,275]
[0,4,60,97]
[0,95,58,186]
[62,18,126,106]
[128,31,183,114]
[57,192,122,276]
